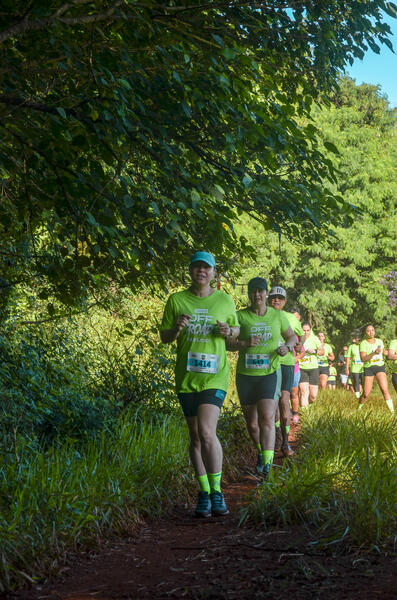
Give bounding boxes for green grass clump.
[0,406,249,591]
[243,389,397,550]
[0,409,192,591]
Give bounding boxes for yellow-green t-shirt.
[236,307,290,376]
[346,343,363,374]
[299,333,322,370]
[317,342,333,368]
[359,338,384,368]
[278,312,304,367]
[160,289,239,393]
[328,366,337,382]
[389,339,397,373]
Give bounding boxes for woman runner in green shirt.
[388,324,397,393]
[328,363,337,390]
[317,331,335,390]
[359,324,394,413]
[160,251,239,517]
[297,323,322,407]
[226,278,295,480]
[345,333,363,399]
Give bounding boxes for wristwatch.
[286,344,293,352]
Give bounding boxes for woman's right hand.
[176,314,191,331]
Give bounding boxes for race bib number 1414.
[187,352,219,374]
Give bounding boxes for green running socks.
[261,450,274,467]
[275,420,280,428]
[208,472,222,493]
[256,442,262,453]
[197,474,210,494]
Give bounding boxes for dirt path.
[8,430,397,600]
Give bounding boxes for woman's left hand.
[277,344,289,357]
[217,320,231,338]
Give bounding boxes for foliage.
[0,291,178,445]
[242,389,397,550]
[232,78,397,347]
[1,1,396,306]
[0,404,249,591]
[0,410,191,591]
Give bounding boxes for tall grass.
[0,406,249,591]
[0,409,193,591]
[243,389,397,550]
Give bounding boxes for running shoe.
[274,427,282,452]
[292,414,299,425]
[256,453,264,474]
[262,463,271,481]
[194,491,211,518]
[210,491,229,516]
[281,442,294,458]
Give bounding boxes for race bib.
[370,353,382,365]
[187,352,219,374]
[300,354,311,364]
[354,359,363,365]
[245,353,270,370]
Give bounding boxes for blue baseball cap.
[190,251,216,268]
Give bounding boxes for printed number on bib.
[245,353,270,370]
[187,352,219,374]
[300,354,311,364]
[371,353,382,365]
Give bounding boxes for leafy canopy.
[0,1,396,305]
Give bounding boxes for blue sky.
[345,14,397,108]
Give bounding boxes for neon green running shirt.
[389,339,397,373]
[277,312,304,367]
[346,343,364,373]
[317,343,333,368]
[328,366,337,382]
[299,333,322,370]
[236,306,290,376]
[359,338,385,368]
[160,289,239,393]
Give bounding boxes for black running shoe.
[256,453,264,474]
[210,491,229,516]
[194,491,211,518]
[262,463,271,481]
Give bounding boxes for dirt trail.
[8,429,397,600]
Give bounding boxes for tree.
[1,1,396,307]
[232,78,397,346]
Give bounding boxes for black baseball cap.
[247,277,268,293]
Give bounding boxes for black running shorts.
[178,389,226,417]
[319,366,330,376]
[299,368,319,386]
[236,370,281,406]
[364,365,386,377]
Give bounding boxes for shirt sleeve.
[280,311,291,334]
[225,295,239,327]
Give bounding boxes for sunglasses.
[271,295,285,300]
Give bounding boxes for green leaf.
[56,107,67,119]
[324,141,340,155]
[242,173,253,188]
